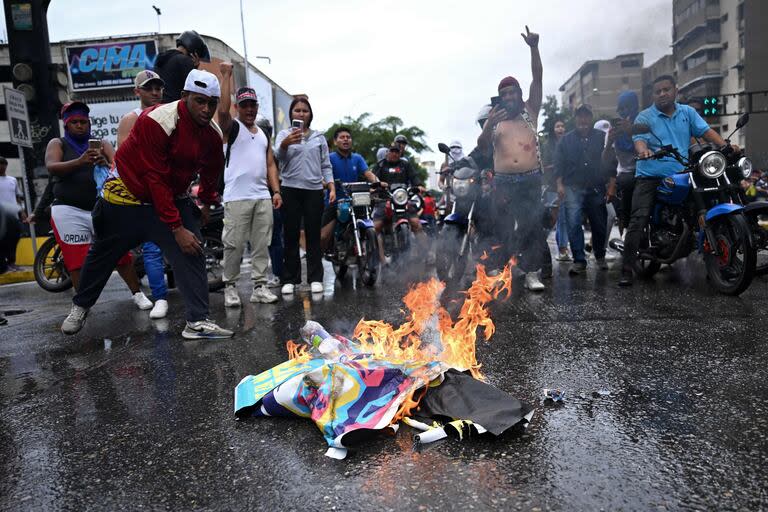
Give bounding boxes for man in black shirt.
[155,30,211,103]
[371,144,427,263]
[555,104,615,275]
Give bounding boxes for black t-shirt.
[372,159,421,187]
[52,139,97,211]
[155,49,195,103]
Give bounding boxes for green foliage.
[324,113,431,184]
[540,94,574,137]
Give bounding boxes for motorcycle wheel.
[704,214,756,295]
[203,235,225,292]
[634,229,661,279]
[394,223,411,258]
[435,225,468,288]
[34,236,73,293]
[361,228,378,287]
[334,263,348,280]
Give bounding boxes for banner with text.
[88,101,136,148]
[66,40,158,91]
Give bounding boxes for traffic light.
[702,96,720,117]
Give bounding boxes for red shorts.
[50,204,132,272]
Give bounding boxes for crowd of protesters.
[0,27,754,338]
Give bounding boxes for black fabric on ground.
[415,369,532,436]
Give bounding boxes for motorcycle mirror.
[736,113,750,129]
[631,124,651,135]
[437,142,450,154]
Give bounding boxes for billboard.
[66,40,158,91]
[274,89,293,134]
[88,101,137,148]
[247,68,274,126]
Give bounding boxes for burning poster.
[234,264,532,459]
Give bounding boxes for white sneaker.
[61,304,89,335]
[182,319,234,339]
[281,283,294,295]
[224,285,241,308]
[310,281,323,293]
[266,275,281,288]
[524,272,545,291]
[149,299,168,319]
[250,285,278,303]
[133,291,153,310]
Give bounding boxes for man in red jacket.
[61,69,233,340]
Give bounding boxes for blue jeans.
[555,205,569,250]
[142,241,167,300]
[563,186,608,263]
[268,207,284,279]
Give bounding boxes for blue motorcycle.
[325,181,380,287]
[611,118,756,295]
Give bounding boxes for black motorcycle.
[610,118,756,295]
[434,142,488,287]
[325,181,380,287]
[379,184,424,260]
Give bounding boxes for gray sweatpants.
[222,199,273,286]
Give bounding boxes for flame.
[480,251,489,261]
[354,261,514,380]
[286,339,311,362]
[491,244,503,251]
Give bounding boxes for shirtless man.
[477,26,545,291]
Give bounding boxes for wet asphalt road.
[1,253,768,511]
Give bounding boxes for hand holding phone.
[291,119,304,144]
[88,139,102,150]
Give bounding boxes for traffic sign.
[3,86,33,148]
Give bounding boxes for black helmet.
[176,30,211,62]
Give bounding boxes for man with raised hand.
[217,61,281,307]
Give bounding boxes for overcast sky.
[33,0,672,162]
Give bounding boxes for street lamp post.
[152,5,161,33]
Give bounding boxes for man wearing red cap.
[477,26,546,291]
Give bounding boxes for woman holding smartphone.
[274,98,334,295]
[44,101,151,309]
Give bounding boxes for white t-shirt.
[223,119,270,202]
[0,175,20,212]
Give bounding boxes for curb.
[0,270,34,285]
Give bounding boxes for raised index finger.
[525,25,530,35]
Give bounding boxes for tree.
[539,94,573,137]
[324,113,431,184]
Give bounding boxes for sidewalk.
[0,266,34,285]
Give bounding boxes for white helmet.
[477,104,492,128]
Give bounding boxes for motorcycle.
[379,183,424,260]
[325,181,380,287]
[722,114,768,276]
[610,118,756,295]
[434,142,489,287]
[190,184,225,292]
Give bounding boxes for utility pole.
[240,0,250,87]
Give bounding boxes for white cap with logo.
[182,69,221,98]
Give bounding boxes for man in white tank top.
[218,62,282,306]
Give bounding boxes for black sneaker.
[618,268,634,287]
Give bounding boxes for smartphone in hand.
[88,139,102,150]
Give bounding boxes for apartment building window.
[621,59,640,68]
[685,54,707,70]
[675,0,704,24]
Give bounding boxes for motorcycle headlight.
[738,156,753,179]
[698,150,726,179]
[392,188,408,206]
[453,178,472,198]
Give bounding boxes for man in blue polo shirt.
[619,75,730,287]
[320,126,378,250]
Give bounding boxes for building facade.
[0,32,293,197]
[559,53,644,120]
[673,0,768,161]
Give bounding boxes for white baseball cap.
[182,69,221,98]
